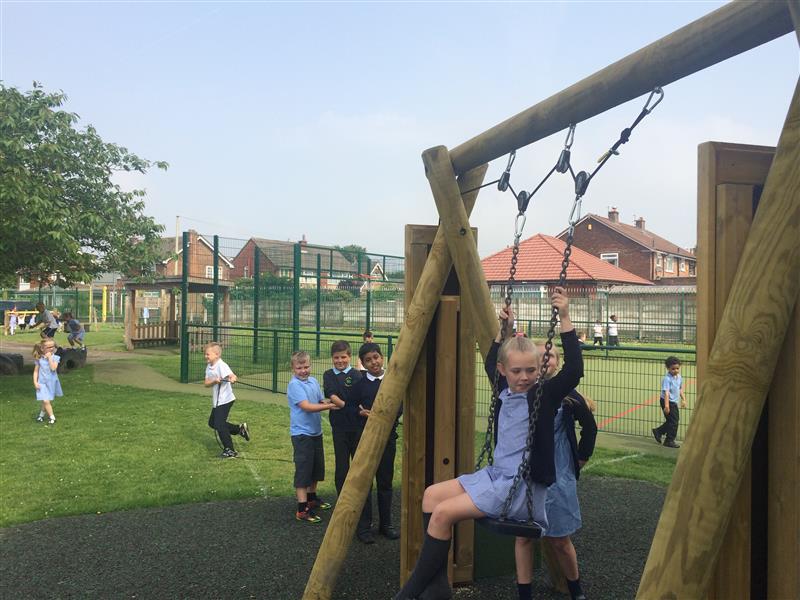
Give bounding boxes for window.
[665,256,674,271]
[689,262,696,276]
[243,266,249,278]
[600,252,619,267]
[205,265,214,278]
[680,259,686,272]
[656,254,662,267]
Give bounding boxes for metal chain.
[499,194,582,523]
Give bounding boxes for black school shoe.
[357,530,376,544]
[239,422,250,441]
[220,448,238,458]
[663,440,680,449]
[380,525,400,540]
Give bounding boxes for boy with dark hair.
[288,350,337,522]
[323,340,372,539]
[351,342,400,543]
[652,356,686,449]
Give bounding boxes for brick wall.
[566,218,654,280]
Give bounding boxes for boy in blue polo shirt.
[652,356,686,449]
[288,350,338,523]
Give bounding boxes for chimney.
[300,234,307,246]
[608,207,619,223]
[635,216,646,230]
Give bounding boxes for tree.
[334,244,368,263]
[0,83,168,287]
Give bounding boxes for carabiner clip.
[643,87,664,114]
[563,124,576,150]
[498,151,516,192]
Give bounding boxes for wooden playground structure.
[304,2,799,598]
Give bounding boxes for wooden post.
[789,0,800,45]
[124,287,135,351]
[448,1,794,176]
[303,164,489,600]
[637,79,800,599]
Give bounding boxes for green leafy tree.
[334,244,367,263]
[0,83,168,287]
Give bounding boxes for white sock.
[39,411,45,418]
[49,416,56,422]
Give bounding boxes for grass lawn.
[0,365,354,527]
[9,323,129,352]
[0,359,678,528]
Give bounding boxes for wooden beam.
[449,1,794,176]
[303,163,488,600]
[637,78,800,599]
[788,0,800,45]
[423,146,499,357]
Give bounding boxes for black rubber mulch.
[1,477,664,599]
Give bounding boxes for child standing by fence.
[33,339,62,425]
[652,356,686,449]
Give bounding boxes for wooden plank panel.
[708,184,756,599]
[400,228,436,580]
[767,304,800,599]
[435,297,459,585]
[637,80,800,600]
[453,279,476,584]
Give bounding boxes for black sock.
[308,492,318,503]
[298,501,308,513]
[567,577,583,599]
[517,582,532,600]
[394,533,451,599]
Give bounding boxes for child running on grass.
[652,356,686,449]
[203,342,249,459]
[396,287,583,600]
[514,344,597,600]
[61,312,86,349]
[288,350,337,523]
[33,339,62,425]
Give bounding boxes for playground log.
[449,0,795,176]
[302,163,489,600]
[637,78,800,599]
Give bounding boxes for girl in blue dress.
[33,339,62,424]
[514,344,597,600]
[396,288,583,600]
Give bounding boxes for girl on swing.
[396,287,583,600]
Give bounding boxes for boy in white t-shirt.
[203,342,250,458]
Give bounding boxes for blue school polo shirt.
[287,375,324,436]
[660,373,682,404]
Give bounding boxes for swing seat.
[477,517,543,539]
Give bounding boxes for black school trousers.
[208,401,239,450]
[654,398,679,443]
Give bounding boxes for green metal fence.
[0,287,126,324]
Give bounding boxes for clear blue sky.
[2,1,797,258]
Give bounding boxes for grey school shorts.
[292,434,325,488]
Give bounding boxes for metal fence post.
[680,293,686,344]
[316,254,321,357]
[253,249,260,364]
[272,329,279,392]
[366,289,372,333]
[213,235,219,340]
[293,242,301,350]
[180,231,189,383]
[75,287,80,321]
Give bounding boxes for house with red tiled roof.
[482,233,652,294]
[556,208,696,284]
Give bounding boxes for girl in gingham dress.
[33,339,62,424]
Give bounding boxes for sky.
[2,1,798,259]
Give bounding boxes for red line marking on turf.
[596,376,696,430]
[597,393,660,429]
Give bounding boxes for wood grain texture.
[303,164,488,600]
[637,79,800,600]
[423,146,499,358]
[767,304,799,599]
[708,183,756,600]
[449,2,794,176]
